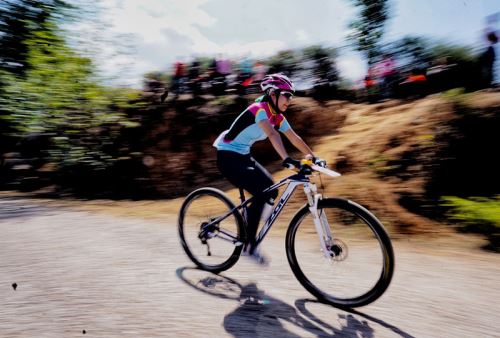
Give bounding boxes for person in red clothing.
[171,60,186,98]
[399,68,427,98]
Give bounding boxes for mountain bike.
[178,159,394,308]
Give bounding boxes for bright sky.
[83,0,499,88]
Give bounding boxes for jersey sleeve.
[278,116,291,132]
[255,108,268,123]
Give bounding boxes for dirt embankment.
[5,92,497,239]
[139,92,499,235]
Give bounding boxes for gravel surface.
[1,197,499,337]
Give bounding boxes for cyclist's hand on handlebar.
[313,157,327,168]
[306,155,327,168]
[282,157,301,170]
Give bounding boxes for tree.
[347,0,391,64]
[0,0,144,196]
[390,36,432,70]
[390,36,474,71]
[0,0,73,77]
[1,21,140,169]
[301,45,339,83]
[267,50,300,76]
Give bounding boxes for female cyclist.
[213,73,323,264]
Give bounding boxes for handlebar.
[310,164,341,177]
[296,159,341,178]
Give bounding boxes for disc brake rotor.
[328,238,348,261]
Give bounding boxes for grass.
[442,196,500,252]
[441,88,471,105]
[443,196,500,228]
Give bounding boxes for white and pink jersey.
[213,96,291,155]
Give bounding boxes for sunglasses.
[280,91,294,99]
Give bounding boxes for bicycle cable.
[318,172,325,193]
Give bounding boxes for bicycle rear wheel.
[286,198,394,308]
[179,187,246,273]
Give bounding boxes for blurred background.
[1,0,499,249]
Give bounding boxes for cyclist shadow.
[295,299,416,338]
[176,267,412,338]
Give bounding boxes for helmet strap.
[268,89,282,114]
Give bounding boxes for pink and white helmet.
[260,73,295,93]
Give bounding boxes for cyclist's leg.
[216,151,277,250]
[243,158,278,250]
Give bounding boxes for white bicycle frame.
[252,164,342,258]
[202,163,341,259]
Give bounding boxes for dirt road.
[1,197,499,337]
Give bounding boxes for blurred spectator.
[426,56,458,93]
[253,61,268,82]
[237,56,254,95]
[364,75,377,88]
[399,68,427,98]
[239,56,253,78]
[477,31,498,89]
[208,57,220,79]
[210,56,229,96]
[171,60,186,98]
[364,64,380,102]
[188,59,202,96]
[379,54,397,98]
[364,75,378,103]
[188,59,200,81]
[216,56,232,76]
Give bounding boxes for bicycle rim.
[179,188,244,272]
[287,198,394,307]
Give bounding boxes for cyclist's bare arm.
[283,128,314,158]
[258,119,289,160]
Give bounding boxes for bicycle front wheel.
[286,198,394,308]
[178,187,246,273]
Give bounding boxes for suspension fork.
[304,183,334,258]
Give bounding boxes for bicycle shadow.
[176,267,412,338]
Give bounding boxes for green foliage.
[441,88,471,106]
[144,71,169,84]
[443,196,500,230]
[302,45,338,60]
[429,43,474,64]
[347,0,391,64]
[390,36,431,68]
[390,36,474,70]
[0,0,74,76]
[267,50,300,75]
[367,152,399,175]
[197,56,216,72]
[0,20,142,170]
[442,196,500,251]
[301,45,339,82]
[264,46,340,87]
